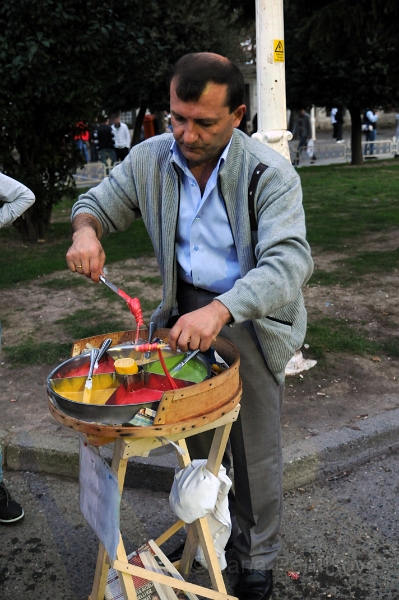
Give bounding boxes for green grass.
[344,247,399,275]
[55,308,126,340]
[0,193,154,288]
[38,277,86,290]
[139,298,161,313]
[3,338,71,366]
[50,188,90,221]
[2,163,398,289]
[138,276,163,286]
[309,246,399,287]
[305,317,399,360]
[97,285,160,317]
[301,162,399,251]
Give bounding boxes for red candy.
[133,342,166,353]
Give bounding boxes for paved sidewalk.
[1,361,398,494]
[289,125,398,167]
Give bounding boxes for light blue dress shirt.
[171,140,241,294]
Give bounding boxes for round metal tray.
[47,347,211,424]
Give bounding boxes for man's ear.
[232,105,247,127]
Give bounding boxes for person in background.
[330,107,338,140]
[111,114,131,161]
[0,172,35,523]
[395,111,399,140]
[89,119,99,162]
[334,106,345,143]
[252,112,258,134]
[93,116,116,167]
[164,111,173,132]
[292,108,311,166]
[363,108,379,156]
[73,121,89,162]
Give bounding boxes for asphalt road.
[1,452,399,600]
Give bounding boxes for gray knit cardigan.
[72,129,313,384]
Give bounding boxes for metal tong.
[94,338,112,369]
[99,274,119,295]
[169,349,200,376]
[82,348,99,404]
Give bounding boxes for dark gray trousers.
[176,280,284,571]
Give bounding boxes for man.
[0,172,35,523]
[111,113,131,161]
[66,53,313,600]
[330,107,338,140]
[93,116,116,167]
[292,108,311,166]
[73,121,90,162]
[334,106,345,143]
[363,108,379,157]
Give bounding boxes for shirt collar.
[170,138,232,175]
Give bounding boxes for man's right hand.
[66,214,106,282]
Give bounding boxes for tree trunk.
[131,104,147,147]
[13,189,53,243]
[14,206,37,243]
[349,106,363,166]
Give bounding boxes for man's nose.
[182,122,198,144]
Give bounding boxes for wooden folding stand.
[87,405,240,600]
[48,332,242,600]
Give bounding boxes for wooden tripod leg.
[89,542,109,600]
[177,423,233,592]
[194,423,233,593]
[90,438,137,600]
[174,440,199,579]
[115,533,138,600]
[206,422,233,477]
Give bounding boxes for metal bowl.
[46,349,210,425]
[47,371,158,424]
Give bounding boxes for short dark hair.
[171,53,244,113]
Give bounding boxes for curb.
[282,407,399,490]
[2,408,399,492]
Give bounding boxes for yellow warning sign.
[274,39,284,62]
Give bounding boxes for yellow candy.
[114,358,139,375]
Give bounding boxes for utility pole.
[252,0,292,161]
[253,0,315,376]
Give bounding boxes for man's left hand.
[168,300,232,353]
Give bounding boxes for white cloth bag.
[169,459,232,570]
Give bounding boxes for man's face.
[113,117,120,128]
[170,78,245,168]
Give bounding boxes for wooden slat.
[89,542,109,600]
[111,560,238,600]
[154,519,185,547]
[90,438,130,600]
[121,407,240,458]
[195,516,226,593]
[115,533,138,600]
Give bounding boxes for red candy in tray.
[105,371,192,406]
[55,353,115,378]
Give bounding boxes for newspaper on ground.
[105,539,198,600]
